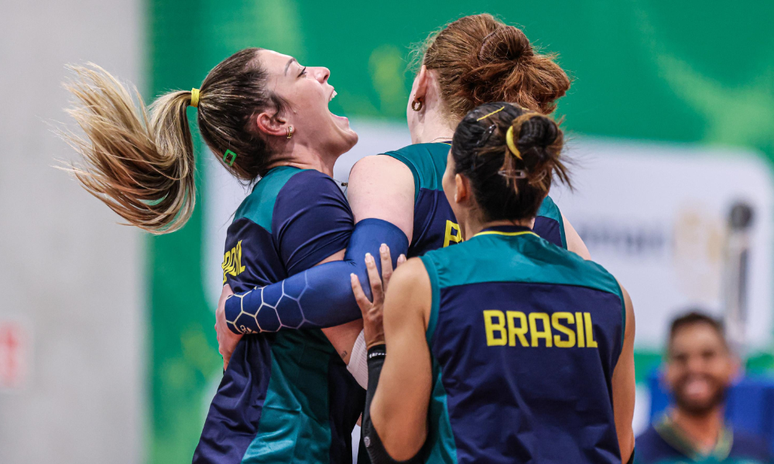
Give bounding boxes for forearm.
[362,345,424,464]
[225,219,408,333]
[322,320,363,363]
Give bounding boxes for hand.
[350,244,406,349]
[215,283,242,370]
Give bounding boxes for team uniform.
[194,167,364,464]
[636,415,773,464]
[382,142,567,254]
[414,225,625,463]
[224,142,569,335]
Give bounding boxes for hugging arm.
[225,218,408,333]
[225,155,416,334]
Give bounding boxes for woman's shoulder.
[236,167,342,229]
[380,143,449,193]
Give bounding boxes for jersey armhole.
[541,196,567,248]
[420,255,441,345]
[615,282,626,360]
[382,152,421,202]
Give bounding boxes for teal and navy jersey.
[636,416,773,464]
[383,142,567,257]
[194,166,364,464]
[223,142,569,335]
[418,225,625,463]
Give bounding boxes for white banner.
[204,122,774,352]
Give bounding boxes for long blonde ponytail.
[63,64,196,233]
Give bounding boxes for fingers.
[350,273,371,316]
[365,253,384,305]
[379,244,394,290]
[397,254,407,266]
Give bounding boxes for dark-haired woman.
[63,49,386,463]
[218,14,589,385]
[353,102,636,464]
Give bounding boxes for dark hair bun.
[478,26,532,63]
[449,102,571,223]
[518,116,559,156]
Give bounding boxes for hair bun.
[518,116,558,153]
[478,26,533,64]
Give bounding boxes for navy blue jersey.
[418,225,625,463]
[636,416,773,464]
[194,167,364,464]
[383,142,567,257]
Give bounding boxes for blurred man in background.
[636,311,772,464]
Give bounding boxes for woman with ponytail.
[64,48,387,463]
[353,102,636,464]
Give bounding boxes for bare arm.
[348,155,416,242]
[612,284,636,463]
[368,259,433,459]
[563,213,591,260]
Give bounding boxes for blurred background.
[1,0,773,462]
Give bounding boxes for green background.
[146,1,774,461]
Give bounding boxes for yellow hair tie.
[505,113,543,160]
[505,126,522,160]
[190,88,200,108]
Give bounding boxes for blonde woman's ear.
[255,112,288,137]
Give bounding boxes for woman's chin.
[343,130,359,149]
[335,120,358,146]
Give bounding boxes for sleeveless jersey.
[383,143,567,257]
[418,225,625,464]
[194,167,364,464]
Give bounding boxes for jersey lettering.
[443,220,463,247]
[222,240,247,283]
[484,310,599,348]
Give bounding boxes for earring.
[286,125,294,139]
[411,98,423,112]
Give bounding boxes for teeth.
[329,90,337,102]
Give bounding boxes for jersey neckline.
[474,224,537,238]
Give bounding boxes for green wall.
[146,1,774,461]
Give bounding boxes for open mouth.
[328,88,348,122]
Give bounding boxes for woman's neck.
[412,108,457,144]
[270,143,337,177]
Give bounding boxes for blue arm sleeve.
[225,218,409,333]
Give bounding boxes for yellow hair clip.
[476,106,505,121]
[190,88,200,108]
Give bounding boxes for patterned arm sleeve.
[226,218,408,333]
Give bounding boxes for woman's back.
[419,225,626,464]
[382,143,568,256]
